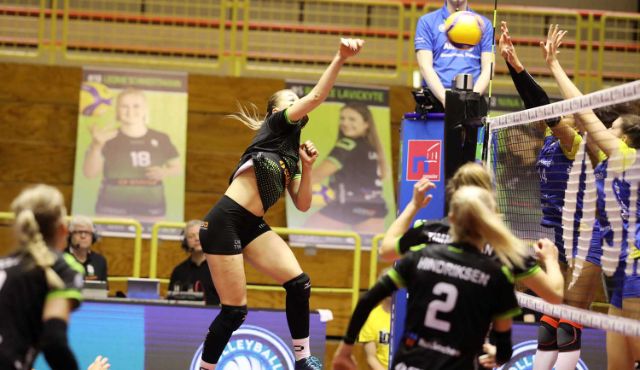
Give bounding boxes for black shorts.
[200,195,271,255]
[318,201,387,225]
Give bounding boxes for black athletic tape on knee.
[537,320,559,351]
[557,322,582,352]
[283,272,311,300]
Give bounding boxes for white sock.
[533,350,558,370]
[198,359,216,370]
[555,350,581,370]
[292,337,311,361]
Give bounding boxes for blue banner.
[34,301,326,370]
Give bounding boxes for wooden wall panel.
[0,102,78,143]
[0,143,75,184]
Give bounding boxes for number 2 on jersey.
[424,282,458,332]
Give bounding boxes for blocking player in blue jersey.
[546,24,640,370]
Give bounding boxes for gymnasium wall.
[0,62,412,338]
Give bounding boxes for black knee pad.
[210,304,247,333]
[557,321,582,352]
[537,317,558,351]
[283,273,311,301]
[202,305,248,364]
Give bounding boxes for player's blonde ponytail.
[229,102,264,131]
[11,185,66,289]
[230,90,296,131]
[449,186,526,270]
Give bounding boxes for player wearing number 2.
[83,88,181,220]
[332,185,527,370]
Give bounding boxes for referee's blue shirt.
[415,5,493,89]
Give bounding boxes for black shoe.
[294,355,322,370]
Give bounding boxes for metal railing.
[0,1,638,90]
[369,233,385,288]
[149,223,364,310]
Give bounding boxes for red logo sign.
[407,140,442,181]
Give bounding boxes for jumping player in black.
[197,38,364,370]
[0,185,84,370]
[332,185,526,370]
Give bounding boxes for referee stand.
[391,73,488,364]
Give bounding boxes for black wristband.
[492,329,513,365]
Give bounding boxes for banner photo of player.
[71,67,187,237]
[285,81,395,249]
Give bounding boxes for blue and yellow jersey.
[536,128,582,227]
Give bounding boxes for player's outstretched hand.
[499,21,524,72]
[540,24,568,65]
[300,140,319,168]
[87,355,111,370]
[338,38,364,60]
[411,176,436,209]
[331,343,357,370]
[478,343,497,368]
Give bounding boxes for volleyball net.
[487,80,640,336]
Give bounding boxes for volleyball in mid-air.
[79,82,113,116]
[444,11,484,50]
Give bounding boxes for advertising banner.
[285,82,396,249]
[71,67,187,237]
[34,301,327,370]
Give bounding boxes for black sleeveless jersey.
[0,252,84,370]
[230,109,305,211]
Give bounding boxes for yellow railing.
[0,1,638,89]
[149,224,364,309]
[0,212,143,278]
[149,220,186,279]
[91,217,144,278]
[369,233,385,288]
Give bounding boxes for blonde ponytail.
[228,89,299,131]
[228,102,264,131]
[449,186,526,270]
[11,184,67,289]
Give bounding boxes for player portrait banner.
[285,81,396,249]
[72,67,187,237]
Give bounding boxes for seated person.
[415,0,493,107]
[169,220,220,305]
[358,269,391,370]
[67,215,108,281]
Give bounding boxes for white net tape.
[517,292,640,337]
[489,80,640,130]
